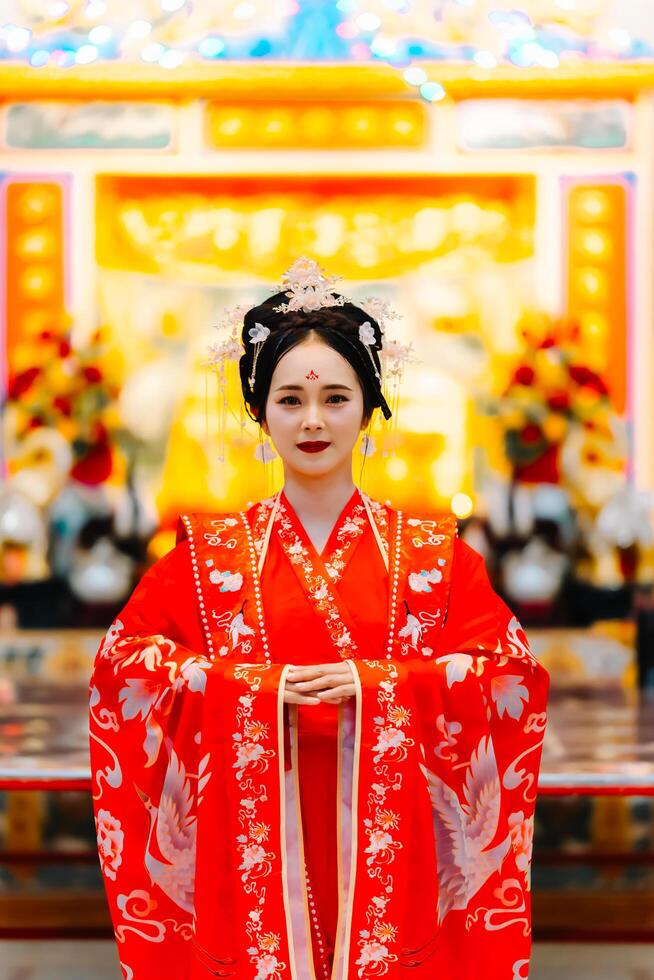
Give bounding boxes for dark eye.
[279,395,300,405]
[327,394,348,403]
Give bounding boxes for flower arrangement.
[5,314,122,485]
[493,312,623,487]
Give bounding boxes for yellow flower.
[373,922,398,943]
[575,386,600,409]
[542,414,568,443]
[259,932,280,952]
[500,408,526,429]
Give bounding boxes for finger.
[289,667,351,684]
[287,663,348,678]
[286,670,326,682]
[284,692,321,705]
[316,685,356,701]
[292,676,339,691]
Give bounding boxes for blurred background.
[1,1,654,977]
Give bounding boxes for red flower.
[7,367,41,399]
[28,416,45,430]
[70,442,113,485]
[521,424,542,444]
[513,365,535,386]
[546,391,570,412]
[569,365,592,385]
[59,340,72,357]
[53,395,72,416]
[91,420,108,443]
[569,365,608,395]
[540,337,556,349]
[83,365,103,383]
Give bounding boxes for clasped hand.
[284,661,356,706]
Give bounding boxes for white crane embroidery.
[228,603,256,649]
[419,735,511,922]
[397,600,425,649]
[135,743,196,913]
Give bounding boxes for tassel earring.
[254,434,277,465]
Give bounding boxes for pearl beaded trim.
[181,515,215,661]
[304,861,330,979]
[386,510,403,660]
[238,509,272,666]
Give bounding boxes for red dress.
[89,487,549,979]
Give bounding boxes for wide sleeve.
[89,539,295,980]
[87,541,212,978]
[408,537,550,979]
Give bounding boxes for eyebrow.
[274,383,353,392]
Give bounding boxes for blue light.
[420,80,446,101]
[198,36,225,57]
[29,49,50,67]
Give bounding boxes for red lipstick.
[297,441,331,453]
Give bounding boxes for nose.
[301,401,325,431]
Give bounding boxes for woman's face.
[262,337,367,478]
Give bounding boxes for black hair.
[237,291,392,426]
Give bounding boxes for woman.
[89,259,549,980]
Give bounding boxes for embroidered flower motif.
[365,829,396,859]
[178,657,213,693]
[311,581,329,601]
[408,568,443,592]
[275,499,368,651]
[435,653,474,687]
[357,940,392,968]
[357,663,410,975]
[377,809,400,830]
[239,843,267,871]
[99,618,123,658]
[359,321,376,346]
[244,720,269,740]
[254,953,280,979]
[230,670,287,977]
[110,635,176,673]
[95,809,124,881]
[248,323,270,344]
[388,705,411,726]
[118,677,161,720]
[491,674,530,719]
[508,811,534,875]
[373,921,398,943]
[208,569,243,592]
[250,822,271,843]
[373,726,407,755]
[259,933,281,952]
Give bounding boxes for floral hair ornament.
[206,257,415,468]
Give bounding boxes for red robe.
[89,488,549,980]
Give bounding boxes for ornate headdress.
[207,257,414,466]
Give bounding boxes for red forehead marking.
[305,370,319,380]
